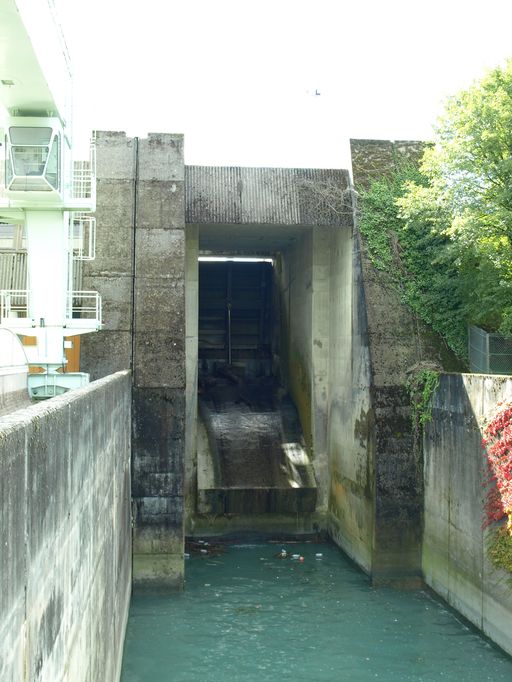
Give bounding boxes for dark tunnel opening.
[196,258,317,516]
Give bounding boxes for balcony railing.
[66,290,102,329]
[72,142,96,204]
[70,213,96,260]
[0,289,30,323]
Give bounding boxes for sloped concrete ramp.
[197,376,316,514]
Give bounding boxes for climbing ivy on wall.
[483,401,512,575]
[407,368,439,430]
[358,164,468,362]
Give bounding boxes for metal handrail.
[0,289,30,320]
[70,212,96,260]
[67,290,101,323]
[72,141,96,202]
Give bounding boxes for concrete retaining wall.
[424,373,512,656]
[0,370,132,682]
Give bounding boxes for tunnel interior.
[198,260,274,376]
[195,255,317,516]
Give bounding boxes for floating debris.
[185,540,227,557]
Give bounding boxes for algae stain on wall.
[287,347,313,454]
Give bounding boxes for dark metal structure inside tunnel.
[198,260,273,372]
[197,259,316,514]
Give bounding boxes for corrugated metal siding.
[0,251,27,289]
[0,251,83,291]
[186,166,351,226]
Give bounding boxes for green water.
[121,542,512,681]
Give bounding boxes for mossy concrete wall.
[0,371,131,682]
[337,138,464,585]
[325,224,374,573]
[424,373,512,657]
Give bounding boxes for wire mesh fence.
[468,324,512,375]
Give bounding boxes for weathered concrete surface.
[81,131,187,588]
[325,223,374,574]
[132,134,186,588]
[81,132,136,379]
[186,166,351,226]
[341,139,463,585]
[184,224,198,534]
[350,139,425,189]
[424,373,512,657]
[0,370,131,682]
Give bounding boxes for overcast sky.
[54,0,512,169]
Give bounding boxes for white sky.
[54,0,512,169]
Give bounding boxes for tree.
[398,59,512,336]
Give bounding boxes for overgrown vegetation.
[358,163,467,359]
[359,58,512,361]
[406,368,440,431]
[483,400,512,575]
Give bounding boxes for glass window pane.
[9,126,52,145]
[12,146,49,176]
[44,135,60,189]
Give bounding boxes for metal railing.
[72,142,96,203]
[70,212,96,260]
[0,289,30,321]
[67,290,102,324]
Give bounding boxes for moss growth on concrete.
[489,525,512,577]
[287,348,313,455]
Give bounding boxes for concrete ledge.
[0,370,132,682]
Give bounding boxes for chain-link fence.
[468,325,512,375]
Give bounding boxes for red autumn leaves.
[483,401,512,531]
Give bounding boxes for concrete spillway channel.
[195,259,316,517]
[197,373,316,514]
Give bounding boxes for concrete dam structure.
[78,132,439,587]
[1,134,512,679]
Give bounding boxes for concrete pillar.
[131,134,186,588]
[81,131,136,378]
[82,131,186,587]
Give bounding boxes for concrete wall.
[332,139,464,585]
[279,229,314,456]
[81,131,136,378]
[325,225,374,573]
[131,134,186,588]
[424,373,512,657]
[184,225,198,533]
[0,370,131,682]
[82,131,187,588]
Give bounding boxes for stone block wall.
[131,134,186,587]
[350,138,425,189]
[0,370,131,682]
[82,131,187,588]
[424,373,512,657]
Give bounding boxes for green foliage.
[359,59,512,356]
[399,59,512,337]
[489,525,512,576]
[358,163,468,360]
[407,369,440,432]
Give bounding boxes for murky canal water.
[121,542,512,681]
